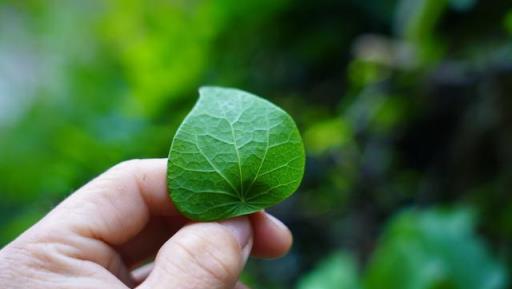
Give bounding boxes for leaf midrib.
[226,117,244,200]
[194,134,240,195]
[244,106,270,198]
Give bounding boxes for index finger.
[43,158,177,246]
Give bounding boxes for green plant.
[167,87,305,221]
[296,251,360,289]
[364,208,508,289]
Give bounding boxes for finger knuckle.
[113,159,142,172]
[170,224,242,286]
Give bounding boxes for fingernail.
[267,213,289,232]
[241,238,253,263]
[221,217,251,248]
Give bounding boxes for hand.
[0,159,292,289]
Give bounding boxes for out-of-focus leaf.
[364,208,508,289]
[505,10,512,34]
[304,118,353,155]
[296,251,360,289]
[370,96,410,133]
[394,0,447,63]
[348,59,387,90]
[103,0,289,115]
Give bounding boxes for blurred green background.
[1,0,512,288]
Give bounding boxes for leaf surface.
[167,87,305,221]
[363,208,508,289]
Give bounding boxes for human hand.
[0,159,292,289]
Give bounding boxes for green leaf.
[363,208,508,289]
[167,86,305,221]
[296,251,360,289]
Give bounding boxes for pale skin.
[0,159,293,289]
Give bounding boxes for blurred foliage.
[296,251,360,289]
[295,208,507,289]
[1,0,512,288]
[364,208,507,289]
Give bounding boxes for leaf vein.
[246,180,298,202]
[193,134,240,195]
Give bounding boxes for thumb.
[137,217,253,289]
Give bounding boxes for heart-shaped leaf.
[167,87,305,221]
